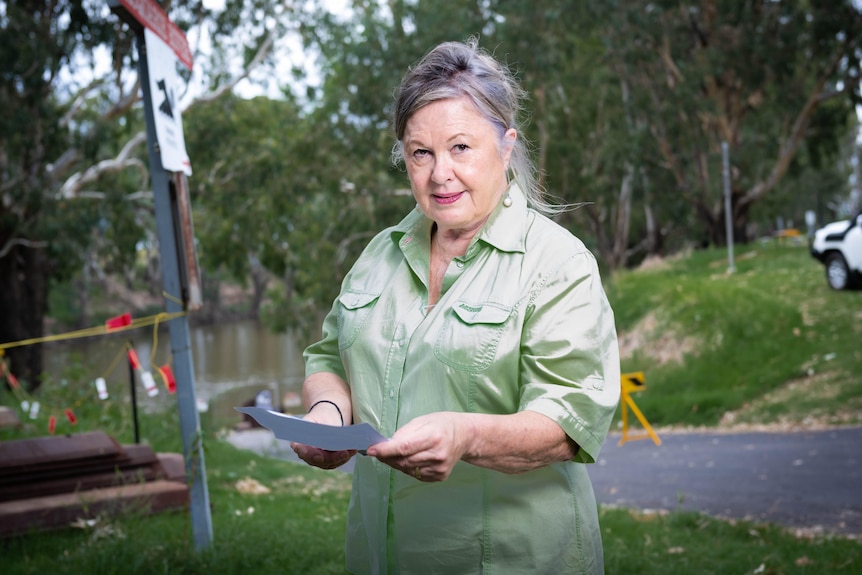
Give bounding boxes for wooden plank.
[156,452,187,483]
[0,480,189,537]
[0,444,159,487]
[0,443,166,500]
[0,432,121,474]
[0,465,163,502]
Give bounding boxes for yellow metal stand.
[618,372,661,446]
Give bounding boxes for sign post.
[109,0,211,549]
[618,372,662,446]
[722,141,736,273]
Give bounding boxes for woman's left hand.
[365,412,467,482]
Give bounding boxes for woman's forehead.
[404,98,491,138]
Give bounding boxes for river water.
[43,319,308,428]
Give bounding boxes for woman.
[293,39,620,575]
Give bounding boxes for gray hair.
[391,39,560,216]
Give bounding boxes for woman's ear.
[501,128,517,164]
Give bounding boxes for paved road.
[227,425,862,536]
[589,427,862,536]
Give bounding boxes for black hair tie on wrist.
[308,399,344,426]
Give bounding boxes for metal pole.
[722,141,735,273]
[136,32,213,549]
[128,341,140,444]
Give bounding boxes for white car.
[810,210,862,290]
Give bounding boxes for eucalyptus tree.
[297,0,654,270]
[0,0,293,390]
[490,1,645,268]
[597,0,862,246]
[181,91,414,336]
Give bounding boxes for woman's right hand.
[291,442,356,470]
[294,373,356,469]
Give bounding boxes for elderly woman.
[293,39,620,575]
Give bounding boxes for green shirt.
[304,185,620,574]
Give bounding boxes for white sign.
[145,28,192,176]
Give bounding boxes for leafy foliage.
[593,0,862,247]
[7,0,862,385]
[0,0,299,387]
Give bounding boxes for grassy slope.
[607,241,862,429]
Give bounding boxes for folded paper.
[235,406,387,452]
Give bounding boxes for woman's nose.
[430,154,454,184]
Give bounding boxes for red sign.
[118,0,193,70]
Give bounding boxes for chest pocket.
[435,301,514,372]
[337,290,381,351]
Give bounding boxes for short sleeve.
[303,295,348,381]
[518,250,621,463]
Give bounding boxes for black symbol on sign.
[157,79,174,119]
[626,375,644,387]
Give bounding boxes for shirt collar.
[476,183,527,254]
[389,183,528,255]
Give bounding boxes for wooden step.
[0,480,189,537]
[0,431,122,477]
[0,432,190,537]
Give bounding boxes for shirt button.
[456,261,465,268]
[389,390,394,399]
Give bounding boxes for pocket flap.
[338,291,380,310]
[452,301,512,325]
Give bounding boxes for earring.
[502,167,513,207]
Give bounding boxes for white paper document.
[235,406,387,452]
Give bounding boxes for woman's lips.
[433,192,464,205]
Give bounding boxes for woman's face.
[402,97,516,237]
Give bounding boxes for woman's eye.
[453,144,469,153]
[412,148,430,159]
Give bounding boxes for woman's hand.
[291,442,356,470]
[293,373,356,470]
[366,410,578,480]
[366,412,468,482]
[290,402,356,470]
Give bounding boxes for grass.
[2,429,353,575]
[3,241,861,574]
[601,507,861,574]
[607,241,862,428]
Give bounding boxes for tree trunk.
[0,246,49,392]
[611,161,635,268]
[249,256,269,319]
[709,197,753,246]
[643,203,658,255]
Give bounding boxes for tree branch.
[60,78,106,128]
[736,45,847,211]
[104,77,142,121]
[57,131,148,199]
[0,238,49,259]
[53,19,276,204]
[185,30,275,108]
[75,189,154,201]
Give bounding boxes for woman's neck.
[428,223,477,308]
[432,219,486,259]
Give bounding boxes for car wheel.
[825,253,850,290]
